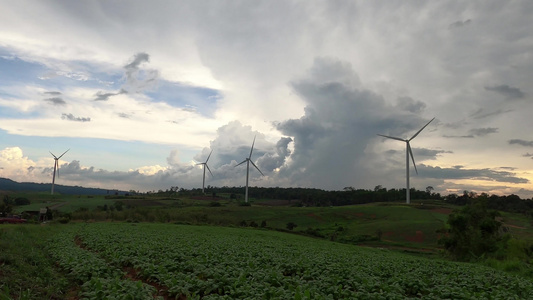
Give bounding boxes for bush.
[14,198,30,206]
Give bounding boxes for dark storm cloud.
[485,84,525,100]
[449,19,472,29]
[257,137,293,172]
[123,52,159,92]
[44,97,66,105]
[396,96,426,113]
[509,139,533,147]
[61,113,91,122]
[420,165,529,184]
[94,88,127,101]
[523,153,533,159]
[275,57,436,189]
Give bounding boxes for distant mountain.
[0,178,127,195]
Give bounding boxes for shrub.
[14,198,30,206]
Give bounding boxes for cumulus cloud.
[485,84,525,100]
[275,57,436,189]
[44,97,66,105]
[61,113,91,122]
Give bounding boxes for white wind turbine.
[50,149,69,195]
[377,118,434,204]
[235,136,264,203]
[196,150,213,194]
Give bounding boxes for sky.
[1,1,532,198]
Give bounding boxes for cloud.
[117,112,130,118]
[275,57,436,189]
[420,165,529,184]
[449,19,472,29]
[123,52,159,93]
[412,148,452,160]
[256,137,292,172]
[44,97,66,105]
[469,127,498,137]
[470,108,513,120]
[509,139,533,147]
[44,91,62,95]
[396,96,426,113]
[443,127,498,139]
[94,89,127,101]
[61,113,91,122]
[485,84,525,100]
[523,153,533,159]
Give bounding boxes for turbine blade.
[249,136,256,159]
[56,161,60,178]
[49,151,58,159]
[196,162,203,166]
[377,134,405,142]
[58,149,70,159]
[409,117,435,141]
[250,161,264,176]
[206,164,214,177]
[205,150,213,163]
[408,143,418,175]
[235,159,247,167]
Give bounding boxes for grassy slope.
[8,192,533,250]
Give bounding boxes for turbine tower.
[377,118,434,204]
[49,149,69,195]
[236,136,264,203]
[196,150,213,194]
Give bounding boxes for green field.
[3,222,533,299]
[2,189,533,299]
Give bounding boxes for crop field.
[46,222,533,299]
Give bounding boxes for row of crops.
[47,223,533,299]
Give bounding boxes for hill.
[0,177,126,195]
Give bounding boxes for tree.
[439,200,508,261]
[425,186,434,195]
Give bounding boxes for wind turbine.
[196,150,213,194]
[235,136,264,203]
[49,149,69,195]
[377,118,434,204]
